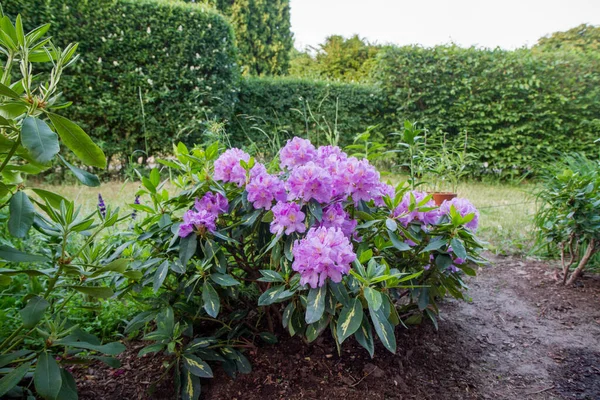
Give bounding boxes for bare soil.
[74,255,600,399]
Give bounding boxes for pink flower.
[246,171,287,210]
[393,191,439,226]
[279,137,316,169]
[286,162,333,204]
[195,192,228,215]
[373,182,395,207]
[270,202,306,235]
[178,209,217,237]
[440,198,480,231]
[213,148,250,187]
[330,157,384,203]
[292,227,356,288]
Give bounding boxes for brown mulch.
[71,255,600,400]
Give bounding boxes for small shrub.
[127,136,485,398]
[535,153,600,284]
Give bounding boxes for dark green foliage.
[2,0,239,166]
[230,0,293,76]
[290,35,382,82]
[230,77,382,150]
[374,45,600,176]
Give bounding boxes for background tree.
[290,35,382,82]
[534,24,600,54]
[230,0,293,76]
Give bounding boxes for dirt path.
[75,256,600,399]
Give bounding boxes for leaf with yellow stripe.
[336,298,363,344]
[305,283,327,324]
[180,365,201,400]
[369,304,397,354]
[202,281,220,318]
[354,318,375,358]
[183,355,213,378]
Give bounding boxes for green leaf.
[336,299,364,344]
[31,188,68,209]
[8,191,34,238]
[202,281,220,318]
[34,352,62,400]
[210,273,240,287]
[363,287,382,311]
[305,284,327,324]
[354,318,375,358]
[20,296,49,328]
[305,313,330,343]
[138,344,164,357]
[450,237,467,260]
[91,258,128,277]
[179,234,197,266]
[385,218,398,231]
[257,269,285,283]
[21,117,60,164]
[90,356,121,368]
[183,355,213,378]
[389,230,411,251]
[0,245,48,263]
[421,238,446,252]
[0,82,20,99]
[369,305,396,354]
[56,340,125,356]
[153,261,169,293]
[0,362,31,397]
[67,286,113,299]
[47,113,106,168]
[329,281,350,307]
[59,155,100,187]
[258,332,278,344]
[258,286,294,306]
[56,369,78,400]
[0,103,27,119]
[181,365,201,400]
[308,200,323,222]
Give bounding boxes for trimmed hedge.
[3,0,239,165]
[374,45,600,175]
[230,77,382,148]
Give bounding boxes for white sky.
[290,0,600,50]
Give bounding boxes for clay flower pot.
[432,192,457,206]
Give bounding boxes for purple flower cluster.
[131,195,140,220]
[440,198,480,231]
[246,171,286,210]
[393,191,439,226]
[213,148,251,187]
[318,203,357,238]
[179,192,229,238]
[291,227,356,288]
[279,137,317,169]
[286,162,333,203]
[270,202,306,235]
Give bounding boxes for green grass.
[37,179,538,256]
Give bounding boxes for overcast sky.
[290,0,600,50]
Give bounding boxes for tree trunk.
[566,239,596,286]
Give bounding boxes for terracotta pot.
[431,192,457,206]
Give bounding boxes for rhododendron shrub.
[127,139,485,397]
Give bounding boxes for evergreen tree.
[230,0,293,76]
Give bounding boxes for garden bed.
[72,255,600,400]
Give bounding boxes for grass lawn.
[35,179,538,256]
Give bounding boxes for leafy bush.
[230,77,383,152]
[374,45,600,177]
[535,153,600,285]
[0,14,136,399]
[126,136,485,398]
[2,0,239,166]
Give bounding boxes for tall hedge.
[2,0,239,165]
[374,45,600,175]
[230,77,382,148]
